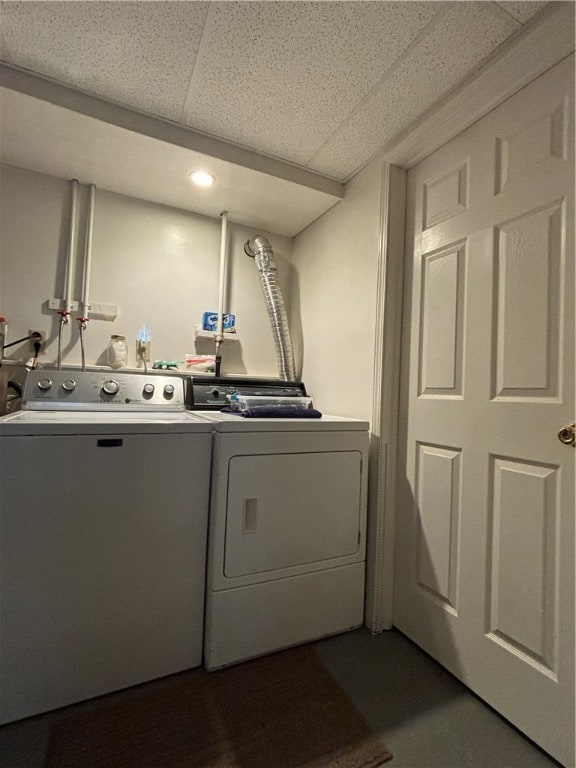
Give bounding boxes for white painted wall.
[291,158,383,421]
[0,164,293,376]
[1,160,382,418]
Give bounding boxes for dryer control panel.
[22,370,186,411]
[187,376,307,410]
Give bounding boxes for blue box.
[202,312,236,333]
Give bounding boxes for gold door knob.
[558,423,576,445]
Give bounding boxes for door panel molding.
[492,202,564,401]
[486,455,559,677]
[415,442,462,614]
[418,240,467,399]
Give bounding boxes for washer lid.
[0,410,213,436]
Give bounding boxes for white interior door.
[395,55,574,767]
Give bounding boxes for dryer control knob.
[62,379,76,392]
[163,384,175,398]
[143,383,155,396]
[102,380,119,395]
[37,378,52,391]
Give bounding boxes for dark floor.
[315,628,561,768]
[0,628,561,768]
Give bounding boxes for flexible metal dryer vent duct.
[244,235,296,381]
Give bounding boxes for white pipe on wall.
[57,178,79,370]
[214,211,229,375]
[216,211,228,342]
[78,182,96,371]
[63,178,80,319]
[80,183,96,322]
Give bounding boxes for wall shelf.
[194,327,240,342]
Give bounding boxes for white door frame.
[366,1,575,632]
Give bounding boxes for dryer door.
[224,450,362,578]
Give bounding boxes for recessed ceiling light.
[190,171,215,187]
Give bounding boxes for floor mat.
[45,644,392,768]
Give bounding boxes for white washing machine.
[0,370,212,724]
[197,407,369,671]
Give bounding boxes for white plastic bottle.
[106,335,128,369]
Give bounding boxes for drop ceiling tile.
[0,1,209,121]
[181,0,444,167]
[308,1,519,179]
[495,1,549,24]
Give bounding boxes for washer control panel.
[22,371,185,411]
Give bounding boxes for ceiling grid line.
[306,0,525,179]
[176,1,445,171]
[179,1,217,125]
[303,3,452,168]
[0,13,13,63]
[492,1,525,24]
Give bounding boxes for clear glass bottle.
[107,335,127,369]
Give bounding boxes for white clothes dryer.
[198,410,369,671]
[0,370,212,724]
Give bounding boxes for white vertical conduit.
[64,179,79,318]
[58,178,79,369]
[79,183,96,371]
[215,211,229,375]
[80,184,96,323]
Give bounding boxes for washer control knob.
[102,380,119,396]
[143,383,155,396]
[62,379,76,392]
[37,378,52,391]
[164,383,175,398]
[211,388,221,398]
